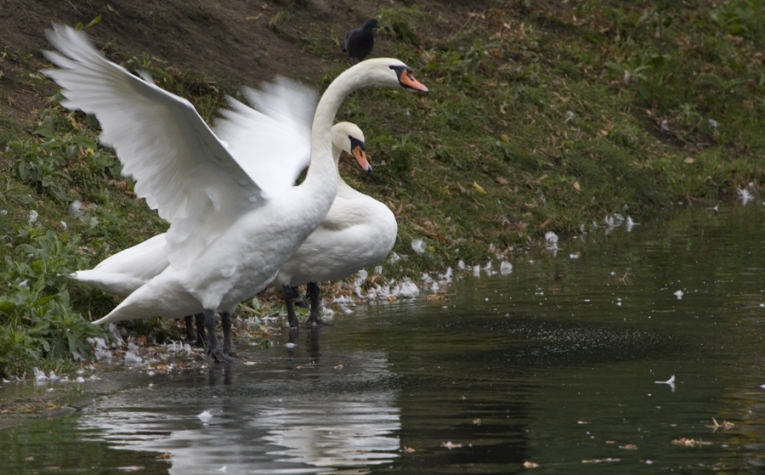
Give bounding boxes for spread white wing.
[42,24,265,269]
[214,77,317,197]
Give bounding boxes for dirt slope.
[0,0,493,120]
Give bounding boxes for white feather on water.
[655,375,676,392]
[197,410,213,423]
[483,262,494,276]
[500,261,513,275]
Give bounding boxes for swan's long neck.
[300,64,378,216]
[331,141,350,189]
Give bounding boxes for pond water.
[3,204,765,474]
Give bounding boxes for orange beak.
[400,71,429,93]
[352,145,372,172]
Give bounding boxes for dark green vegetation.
[1,0,764,377]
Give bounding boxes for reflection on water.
[254,397,400,470]
[77,351,400,474]
[3,205,765,474]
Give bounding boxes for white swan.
[72,76,322,345]
[72,122,378,338]
[43,24,427,362]
[278,122,397,327]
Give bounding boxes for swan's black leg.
[308,322,321,353]
[293,286,308,308]
[194,313,206,347]
[205,309,236,364]
[283,284,300,329]
[184,315,196,343]
[221,311,239,358]
[287,324,298,348]
[307,282,322,325]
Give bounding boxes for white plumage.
[75,121,398,328]
[277,123,397,288]
[44,24,427,361]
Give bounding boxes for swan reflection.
[78,352,400,474]
[254,398,400,469]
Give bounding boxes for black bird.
[343,18,379,62]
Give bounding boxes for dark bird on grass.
[343,18,379,61]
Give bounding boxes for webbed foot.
[211,349,239,364]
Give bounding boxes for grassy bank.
[1,0,764,377]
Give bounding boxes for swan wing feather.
[214,77,317,196]
[42,24,264,269]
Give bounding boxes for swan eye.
[349,136,366,151]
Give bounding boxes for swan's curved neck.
[303,63,379,193]
[331,142,350,189]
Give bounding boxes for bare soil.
[0,0,497,122]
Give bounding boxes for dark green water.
[2,205,765,473]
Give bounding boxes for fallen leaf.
[403,446,416,453]
[473,181,487,194]
[523,461,539,468]
[473,418,482,426]
[573,180,581,191]
[620,444,637,450]
[706,417,734,431]
[334,364,344,370]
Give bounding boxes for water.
[3,205,765,473]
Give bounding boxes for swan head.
[332,122,370,172]
[350,58,429,93]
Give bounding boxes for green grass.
[2,0,765,376]
[340,0,765,269]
